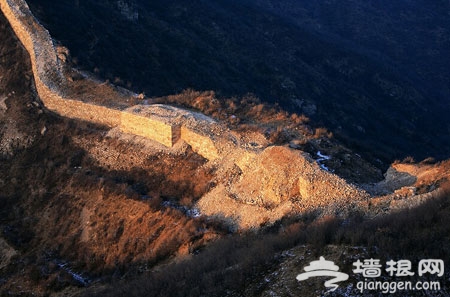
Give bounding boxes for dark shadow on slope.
[26,0,450,163]
[1,13,227,294]
[80,185,450,297]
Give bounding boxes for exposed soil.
[153,89,385,185]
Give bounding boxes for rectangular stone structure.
[120,111,180,147]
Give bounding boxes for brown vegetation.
[153,89,384,184]
[83,186,450,297]
[153,89,314,145]
[0,13,225,294]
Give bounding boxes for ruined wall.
[0,0,230,152]
[180,126,219,160]
[0,0,230,149]
[1,0,369,211]
[37,78,121,126]
[0,0,121,126]
[0,0,65,93]
[0,0,174,142]
[231,146,368,206]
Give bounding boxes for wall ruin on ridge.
[0,0,236,154]
[0,0,178,143]
[1,0,370,212]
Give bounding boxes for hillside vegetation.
[27,0,450,163]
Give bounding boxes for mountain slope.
[26,0,450,163]
[247,0,450,103]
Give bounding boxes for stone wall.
[1,0,369,210]
[0,0,65,94]
[0,0,231,151]
[0,0,231,153]
[0,0,176,143]
[121,112,179,147]
[37,78,122,127]
[181,126,219,160]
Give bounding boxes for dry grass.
[153,89,315,145]
[83,185,450,296]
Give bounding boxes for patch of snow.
[281,250,296,257]
[316,151,332,172]
[162,200,202,218]
[57,262,90,286]
[186,207,201,218]
[319,163,330,171]
[317,151,331,160]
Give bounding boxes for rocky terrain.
[1,1,449,296]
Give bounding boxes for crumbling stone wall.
[0,0,230,155]
[231,146,368,206]
[1,0,369,211]
[0,0,233,152]
[181,126,219,160]
[38,79,122,126]
[0,0,65,91]
[1,0,182,141]
[121,112,178,147]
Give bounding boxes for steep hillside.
[247,0,450,104]
[26,0,450,163]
